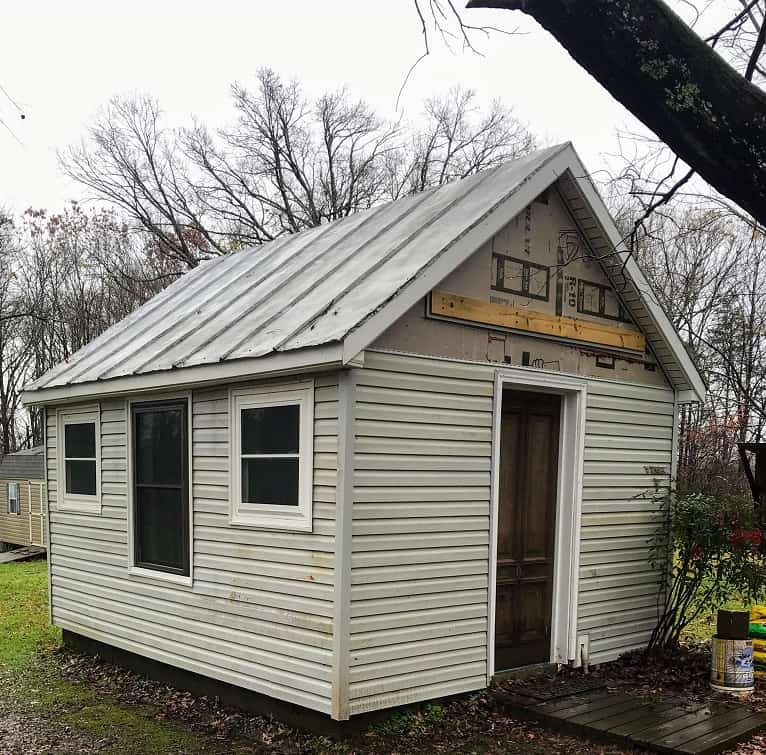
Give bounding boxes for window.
[131,399,190,578]
[57,407,100,512]
[230,382,314,531]
[7,483,19,515]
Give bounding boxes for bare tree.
[385,87,536,198]
[61,97,226,268]
[62,71,537,266]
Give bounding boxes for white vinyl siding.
[349,351,494,715]
[348,350,673,712]
[46,375,338,715]
[578,379,673,664]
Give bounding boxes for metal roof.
[23,143,705,403]
[0,446,45,481]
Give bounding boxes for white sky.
[0,0,724,214]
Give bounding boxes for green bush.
[648,491,766,651]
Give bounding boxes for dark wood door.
[495,389,560,670]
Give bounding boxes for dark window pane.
[65,422,96,458]
[134,407,184,485]
[242,458,299,506]
[66,459,97,495]
[241,405,299,455]
[135,487,185,570]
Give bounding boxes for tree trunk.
[466,0,766,227]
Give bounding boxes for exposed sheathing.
[351,350,672,699]
[45,375,339,715]
[349,351,494,715]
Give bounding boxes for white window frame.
[7,482,20,515]
[56,405,101,514]
[229,380,314,532]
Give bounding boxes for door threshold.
[492,662,558,682]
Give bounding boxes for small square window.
[7,483,20,515]
[57,406,101,513]
[230,382,314,531]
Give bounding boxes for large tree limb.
[466,0,766,226]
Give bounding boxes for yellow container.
[711,637,754,694]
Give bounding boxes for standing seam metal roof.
[29,146,563,390]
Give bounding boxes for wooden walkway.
[503,684,766,754]
[0,545,45,564]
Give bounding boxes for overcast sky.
[0,1,722,214]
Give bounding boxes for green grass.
[0,558,249,754]
[0,559,60,666]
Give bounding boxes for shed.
[23,143,704,721]
[0,446,47,549]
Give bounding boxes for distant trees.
[61,69,536,268]
[0,205,175,454]
[618,202,766,493]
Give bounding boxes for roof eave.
[22,343,345,407]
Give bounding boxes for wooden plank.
[590,701,678,733]
[650,707,759,753]
[430,291,646,352]
[608,703,706,737]
[632,705,734,748]
[531,690,615,715]
[678,712,766,755]
[565,698,643,727]
[546,693,634,721]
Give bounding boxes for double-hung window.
[7,483,20,515]
[57,407,100,513]
[230,382,314,531]
[130,399,190,579]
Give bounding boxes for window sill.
[53,498,102,515]
[230,511,313,533]
[128,566,193,587]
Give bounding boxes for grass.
[0,558,248,754]
[0,559,59,666]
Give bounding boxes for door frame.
[488,368,587,680]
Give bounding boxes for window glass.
[242,457,299,506]
[7,483,19,514]
[134,407,184,485]
[65,460,97,496]
[132,401,189,576]
[241,405,299,455]
[64,422,96,458]
[135,487,185,570]
[63,421,97,496]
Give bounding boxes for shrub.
[647,491,766,651]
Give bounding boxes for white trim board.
[488,367,587,680]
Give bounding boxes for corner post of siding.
[332,368,356,721]
[42,407,53,625]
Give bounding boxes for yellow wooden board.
[430,291,646,353]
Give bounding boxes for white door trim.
[488,367,587,680]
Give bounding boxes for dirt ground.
[0,647,643,755]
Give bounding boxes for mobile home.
[0,446,46,550]
[23,143,704,721]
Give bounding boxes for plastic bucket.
[710,636,754,694]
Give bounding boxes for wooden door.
[495,389,561,670]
